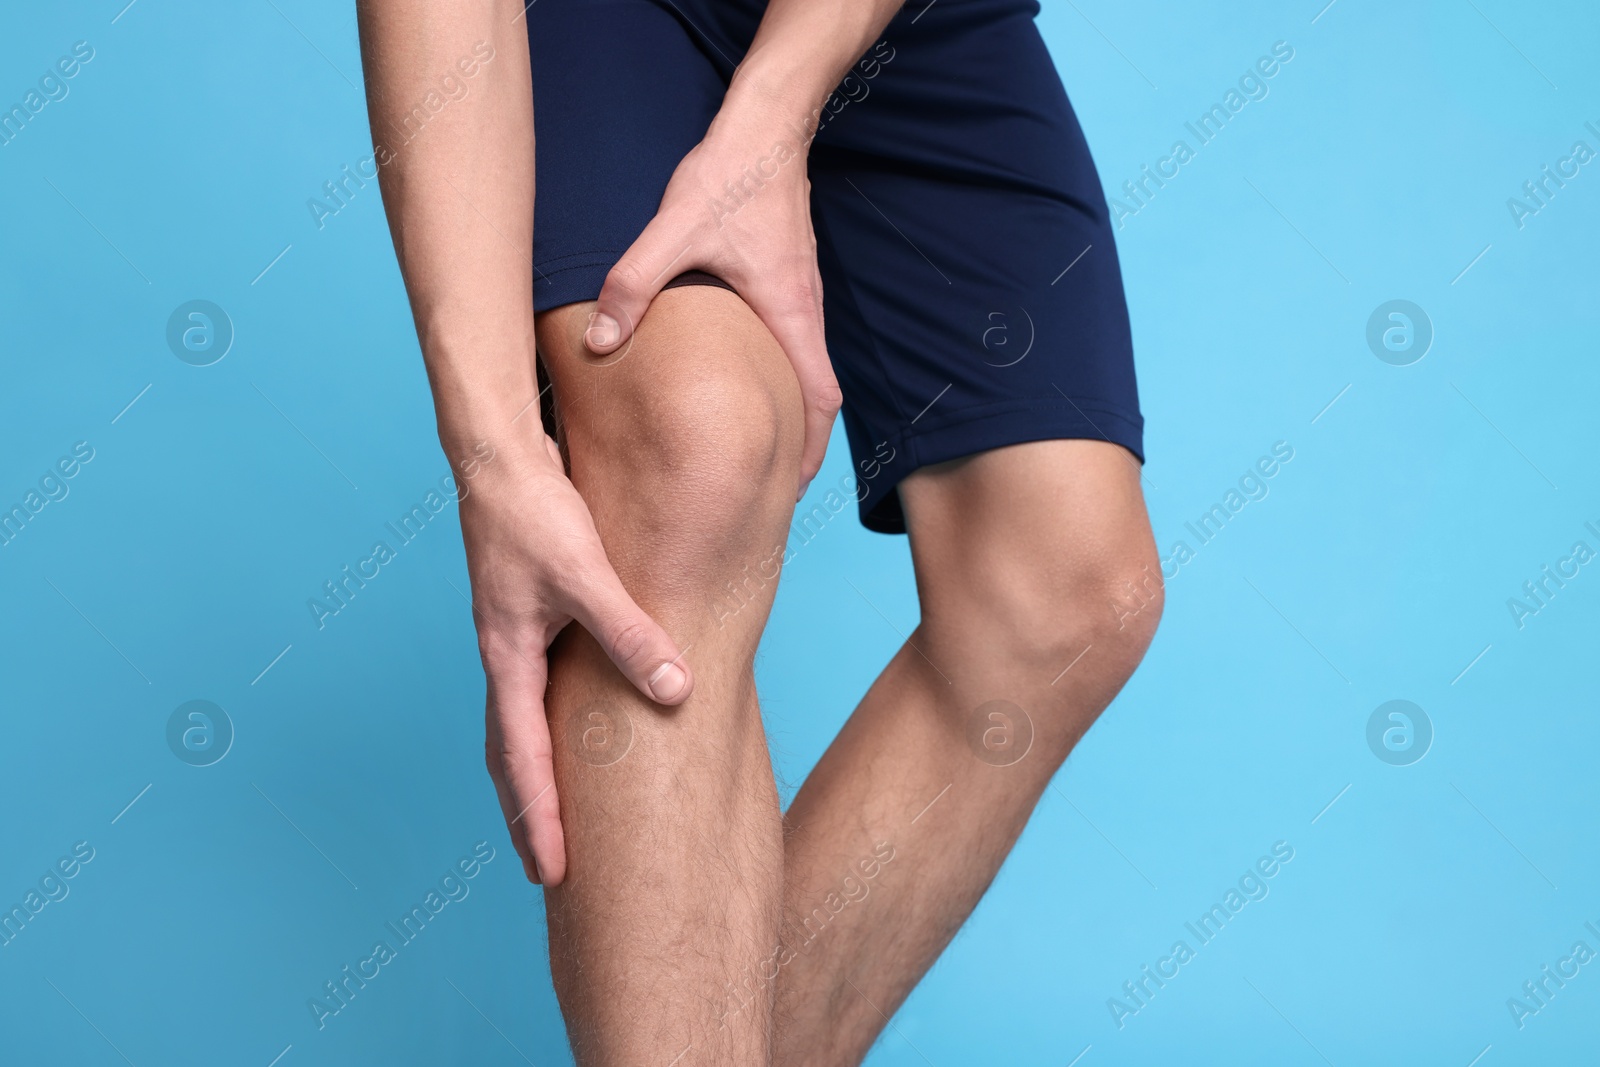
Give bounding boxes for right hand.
[581,95,840,501]
[461,433,694,887]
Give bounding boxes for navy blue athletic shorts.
[528,0,1144,533]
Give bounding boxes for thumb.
[563,565,695,705]
[587,221,694,355]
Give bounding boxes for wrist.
[431,384,557,492]
[717,36,896,159]
[448,425,562,507]
[420,330,545,453]
[718,53,832,148]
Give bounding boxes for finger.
[484,643,569,886]
[587,219,694,355]
[562,563,695,706]
[483,700,538,883]
[744,271,840,498]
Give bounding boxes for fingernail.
[648,661,689,702]
[585,313,620,350]
[530,853,543,885]
[524,854,538,883]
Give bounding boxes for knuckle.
[606,259,647,300]
[474,629,506,668]
[812,380,844,416]
[499,728,552,771]
[778,280,821,314]
[475,627,523,669]
[607,619,652,670]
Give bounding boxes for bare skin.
[534,290,1161,1067]
[773,440,1161,1064]
[355,0,701,892]
[358,2,1162,1064]
[534,313,1160,1065]
[535,289,803,1064]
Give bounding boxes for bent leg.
[536,287,803,1066]
[774,441,1162,1066]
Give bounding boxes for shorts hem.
[532,257,741,311]
[533,257,619,312]
[857,398,1146,534]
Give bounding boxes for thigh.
[809,0,1144,535]
[900,439,1162,754]
[899,439,1157,623]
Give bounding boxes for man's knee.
[907,441,1162,697]
[1098,555,1166,664]
[537,288,803,627]
[989,542,1163,686]
[952,541,1161,770]
[913,475,1162,763]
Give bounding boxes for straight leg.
[536,287,804,1066]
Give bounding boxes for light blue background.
[3,0,1597,1064]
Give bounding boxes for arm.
[735,0,906,110]
[583,0,908,498]
[355,0,694,887]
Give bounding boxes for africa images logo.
[1365,700,1432,767]
[1109,41,1295,228]
[1108,841,1296,1028]
[308,842,496,1030]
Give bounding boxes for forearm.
[355,0,537,463]
[727,0,905,134]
